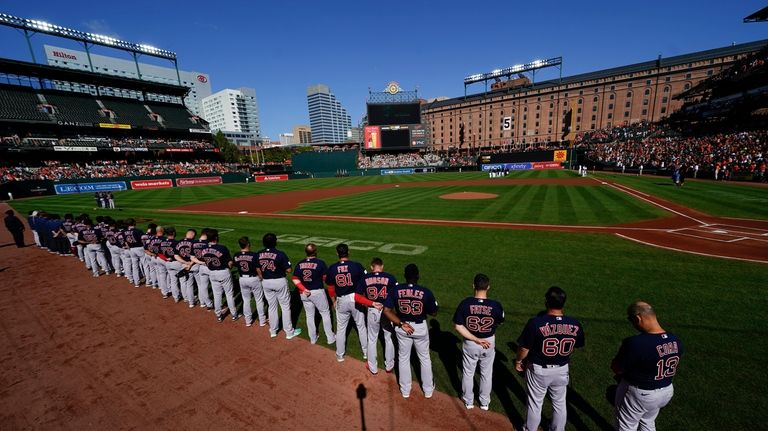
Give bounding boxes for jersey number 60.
[542,338,576,357]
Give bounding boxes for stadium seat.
[100,97,159,128]
[0,85,54,122]
[145,103,200,130]
[43,90,107,124]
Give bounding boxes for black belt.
[240,274,260,278]
[533,363,567,368]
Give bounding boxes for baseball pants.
[240,276,267,326]
[107,244,123,275]
[615,380,674,431]
[32,229,41,247]
[524,363,570,431]
[366,307,394,373]
[173,260,195,305]
[301,289,335,345]
[395,322,433,397]
[462,335,496,408]
[76,244,87,264]
[192,264,213,308]
[128,247,145,286]
[165,260,184,301]
[153,258,170,295]
[209,269,237,317]
[263,278,296,337]
[86,244,109,275]
[119,248,132,280]
[142,254,156,287]
[335,293,367,359]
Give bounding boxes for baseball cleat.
[231,313,241,321]
[424,392,433,399]
[286,328,302,340]
[401,393,410,399]
[206,305,214,311]
[134,285,140,288]
[479,405,489,411]
[162,293,172,299]
[365,364,378,375]
[216,314,225,323]
[385,367,394,374]
[259,321,267,327]
[465,403,475,410]
[327,338,336,345]
[270,333,278,338]
[362,354,368,360]
[246,321,253,327]
[336,354,345,362]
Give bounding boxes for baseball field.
[5,169,768,430]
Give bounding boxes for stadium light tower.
[0,13,182,85]
[463,57,563,98]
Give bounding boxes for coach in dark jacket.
[4,209,25,247]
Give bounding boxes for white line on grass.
[614,233,768,264]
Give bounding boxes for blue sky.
[1,1,766,140]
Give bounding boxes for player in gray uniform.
[172,229,198,307]
[612,301,682,431]
[516,286,585,431]
[383,264,439,399]
[188,229,214,310]
[257,233,301,339]
[292,243,334,344]
[77,218,110,277]
[453,274,505,410]
[233,237,266,327]
[146,226,168,296]
[141,224,158,288]
[190,229,239,322]
[104,219,124,277]
[123,219,146,288]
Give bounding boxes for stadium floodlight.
[463,57,563,85]
[0,12,177,59]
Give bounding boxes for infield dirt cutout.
[439,191,499,200]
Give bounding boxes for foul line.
[590,178,706,225]
[615,233,768,264]
[160,209,669,232]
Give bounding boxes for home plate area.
[669,224,768,244]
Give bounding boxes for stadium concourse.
[0,202,511,430]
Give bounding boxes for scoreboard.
[365,101,426,150]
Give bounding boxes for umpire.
[4,210,25,247]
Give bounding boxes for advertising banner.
[53,146,98,152]
[54,181,127,195]
[532,161,564,170]
[255,174,288,182]
[98,123,131,129]
[553,150,567,162]
[381,168,415,175]
[482,162,563,171]
[165,148,194,153]
[176,176,222,187]
[364,126,381,149]
[409,125,427,147]
[130,179,173,189]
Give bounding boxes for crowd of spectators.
[358,152,445,168]
[1,160,240,183]
[0,134,214,150]
[583,125,767,181]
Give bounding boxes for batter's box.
[705,224,768,237]
[669,228,749,243]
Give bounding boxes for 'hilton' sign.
[52,50,77,60]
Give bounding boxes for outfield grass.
[595,172,768,220]
[8,171,768,430]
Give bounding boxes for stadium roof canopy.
[744,6,768,23]
[423,39,768,110]
[0,58,189,97]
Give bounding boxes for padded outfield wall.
[291,151,358,177]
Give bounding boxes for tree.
[213,130,242,163]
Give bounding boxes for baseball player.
[158,227,182,301]
[190,229,239,323]
[257,233,301,339]
[454,273,505,410]
[73,214,88,264]
[114,220,132,283]
[190,228,214,310]
[233,236,266,327]
[612,301,682,431]
[77,218,110,277]
[28,211,41,247]
[104,219,124,277]
[146,226,168,296]
[122,219,145,288]
[172,228,198,307]
[383,264,439,398]
[354,257,397,374]
[141,224,158,288]
[326,243,367,362]
[291,243,334,344]
[515,286,585,431]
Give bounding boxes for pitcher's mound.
[440,192,498,200]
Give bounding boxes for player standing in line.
[146,226,168,296]
[453,273,505,410]
[515,286,585,431]
[28,211,41,248]
[141,224,158,288]
[291,243,334,344]
[233,236,266,327]
[115,220,132,283]
[107,191,115,209]
[612,301,682,431]
[383,264,439,398]
[354,257,397,375]
[123,219,145,288]
[190,229,239,323]
[326,243,368,362]
[257,233,301,339]
[77,218,110,277]
[189,228,214,310]
[172,229,197,307]
[159,227,182,301]
[62,214,77,256]
[73,214,88,265]
[104,219,124,277]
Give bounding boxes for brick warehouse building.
[422,39,768,150]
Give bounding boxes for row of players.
[26,211,682,431]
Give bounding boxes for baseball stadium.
[1,6,768,431]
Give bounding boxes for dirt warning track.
[167,177,768,264]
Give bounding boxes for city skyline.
[0,1,765,140]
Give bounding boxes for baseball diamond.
[2,5,768,431]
